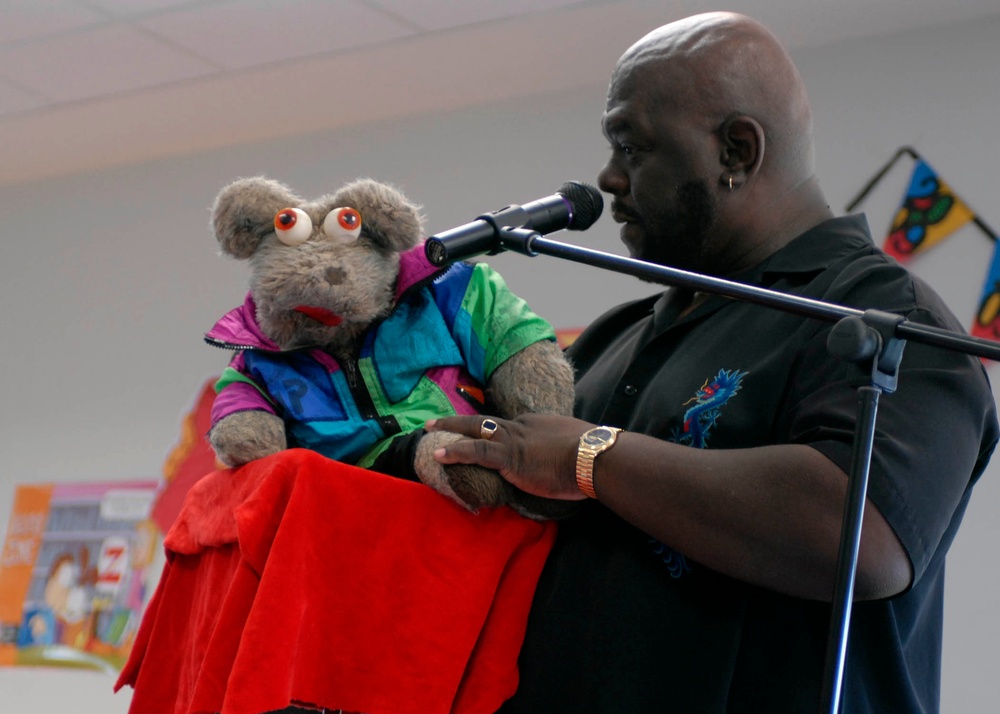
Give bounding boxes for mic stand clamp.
[498,226,542,257]
[820,310,906,714]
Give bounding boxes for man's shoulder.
[567,293,659,348]
[774,215,960,324]
[593,292,662,323]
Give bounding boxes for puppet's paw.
[413,430,512,511]
[506,489,583,521]
[208,410,287,467]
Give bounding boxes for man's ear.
[718,115,765,190]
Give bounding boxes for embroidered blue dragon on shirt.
[655,368,748,577]
[673,368,749,448]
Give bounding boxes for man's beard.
[636,179,717,275]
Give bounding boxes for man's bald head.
[598,12,833,275]
[612,12,814,181]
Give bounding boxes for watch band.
[575,426,623,499]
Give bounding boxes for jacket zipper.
[204,336,274,352]
[341,352,400,437]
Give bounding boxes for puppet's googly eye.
[323,207,362,242]
[273,207,312,246]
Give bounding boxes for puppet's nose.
[324,266,346,285]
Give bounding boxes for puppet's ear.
[331,178,425,253]
[211,177,302,259]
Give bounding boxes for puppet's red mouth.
[294,306,343,327]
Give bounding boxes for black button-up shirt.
[502,214,998,714]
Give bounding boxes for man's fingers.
[426,415,503,439]
[432,437,505,470]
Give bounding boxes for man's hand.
[425,413,595,502]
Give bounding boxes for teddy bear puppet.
[204,176,577,520]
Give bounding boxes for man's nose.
[597,160,627,195]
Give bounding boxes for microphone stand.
[490,227,1000,714]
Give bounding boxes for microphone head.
[558,181,604,231]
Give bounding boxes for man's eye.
[613,140,637,155]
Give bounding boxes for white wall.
[800,18,1000,714]
[1,13,999,713]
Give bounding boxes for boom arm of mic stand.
[498,233,999,714]
[505,234,1000,361]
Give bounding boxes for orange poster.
[556,327,584,349]
[0,480,158,671]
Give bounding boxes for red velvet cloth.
[152,378,220,533]
[116,449,556,714]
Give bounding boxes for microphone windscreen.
[558,181,604,231]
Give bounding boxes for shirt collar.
[754,213,874,281]
[650,214,875,332]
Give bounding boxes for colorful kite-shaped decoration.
[883,159,973,261]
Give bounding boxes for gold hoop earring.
[728,176,734,191]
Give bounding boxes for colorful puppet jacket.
[205,246,556,470]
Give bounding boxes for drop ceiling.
[1,0,998,187]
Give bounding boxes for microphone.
[424,181,603,266]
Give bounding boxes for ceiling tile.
[0,23,217,102]
[0,76,46,116]
[0,0,108,46]
[137,0,417,70]
[369,0,587,31]
[83,0,212,17]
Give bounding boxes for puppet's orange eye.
[323,207,362,242]
[273,207,312,246]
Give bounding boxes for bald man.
[429,12,997,713]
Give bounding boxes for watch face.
[583,427,615,446]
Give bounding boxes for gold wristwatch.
[575,426,623,499]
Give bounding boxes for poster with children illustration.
[0,480,158,672]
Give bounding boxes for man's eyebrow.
[602,115,629,139]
